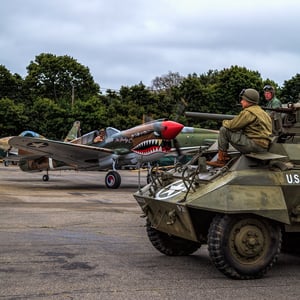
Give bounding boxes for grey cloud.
[1,0,300,90]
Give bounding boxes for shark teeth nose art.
[132,139,171,156]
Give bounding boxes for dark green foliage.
[280,74,300,103]
[24,53,100,105]
[0,65,23,102]
[27,98,68,139]
[0,98,28,136]
[1,53,300,139]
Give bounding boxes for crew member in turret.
[263,85,282,110]
[207,88,272,167]
[263,85,282,134]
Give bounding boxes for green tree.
[0,65,23,102]
[118,84,160,125]
[175,73,216,128]
[0,98,28,136]
[27,98,68,139]
[280,74,300,103]
[213,66,263,115]
[168,67,264,129]
[24,53,100,107]
[71,95,107,133]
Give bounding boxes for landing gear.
[105,171,121,189]
[207,214,282,279]
[42,174,49,181]
[42,169,49,181]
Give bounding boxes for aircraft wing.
[9,136,115,167]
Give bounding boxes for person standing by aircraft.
[263,85,282,134]
[207,88,272,167]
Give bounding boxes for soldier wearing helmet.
[263,85,282,134]
[263,85,282,110]
[207,88,272,167]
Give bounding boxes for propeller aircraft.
[8,119,184,188]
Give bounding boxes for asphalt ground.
[0,165,300,300]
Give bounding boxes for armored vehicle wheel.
[208,214,282,279]
[146,220,201,256]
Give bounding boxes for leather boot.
[206,150,229,167]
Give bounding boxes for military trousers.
[218,126,268,154]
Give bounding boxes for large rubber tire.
[146,220,201,256]
[208,214,282,279]
[105,171,121,189]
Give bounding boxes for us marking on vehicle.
[285,173,300,184]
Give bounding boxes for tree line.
[1,53,300,139]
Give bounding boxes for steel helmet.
[263,85,275,97]
[239,88,259,104]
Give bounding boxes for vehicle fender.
[187,184,290,225]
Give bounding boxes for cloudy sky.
[1,0,300,92]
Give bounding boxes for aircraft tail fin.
[64,121,81,142]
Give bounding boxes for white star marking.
[156,180,187,200]
[27,142,48,148]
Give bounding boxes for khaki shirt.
[222,105,272,142]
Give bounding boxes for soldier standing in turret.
[263,85,282,134]
[263,85,282,110]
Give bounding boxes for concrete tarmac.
[0,165,300,300]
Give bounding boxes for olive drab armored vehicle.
[133,102,300,279]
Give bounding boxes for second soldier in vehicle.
[263,85,282,134]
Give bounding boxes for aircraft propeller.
[172,98,188,161]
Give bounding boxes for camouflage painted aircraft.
[8,119,184,188]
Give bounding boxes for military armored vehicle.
[133,102,300,279]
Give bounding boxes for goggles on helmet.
[239,89,246,101]
[263,85,274,92]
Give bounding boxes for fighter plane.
[8,119,184,188]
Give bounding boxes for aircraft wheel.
[42,174,49,181]
[105,171,121,189]
[146,219,201,256]
[207,214,282,279]
[4,160,9,167]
